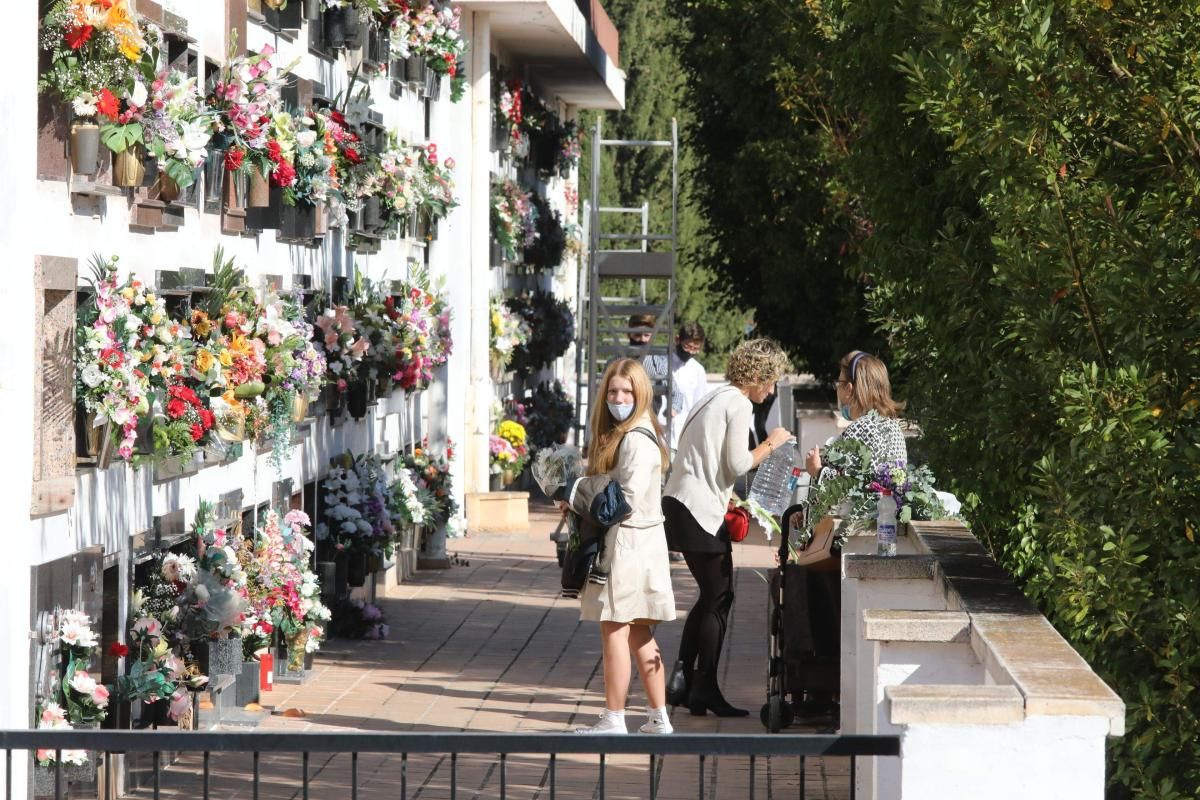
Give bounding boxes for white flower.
[72,92,98,118]
[296,130,318,149]
[58,619,98,649]
[129,80,149,109]
[69,670,98,696]
[80,364,106,389]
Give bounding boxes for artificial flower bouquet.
[400,439,457,527]
[385,274,452,392]
[177,502,248,642]
[316,453,395,559]
[208,42,294,185]
[490,420,529,477]
[491,177,534,262]
[315,305,370,394]
[75,255,152,460]
[388,467,430,528]
[489,296,532,375]
[245,509,329,669]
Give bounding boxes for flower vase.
[291,393,310,423]
[280,201,316,239]
[405,55,426,83]
[235,660,260,706]
[323,6,349,48]
[112,144,146,187]
[362,196,382,230]
[70,122,101,176]
[216,409,247,443]
[344,9,364,48]
[196,637,243,677]
[390,58,405,80]
[369,28,390,64]
[156,172,181,203]
[33,759,98,796]
[346,552,368,587]
[78,410,116,469]
[489,472,503,492]
[302,0,321,21]
[314,201,328,236]
[317,560,337,600]
[347,381,369,420]
[247,169,271,208]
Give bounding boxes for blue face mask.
[608,402,635,422]
[840,404,853,421]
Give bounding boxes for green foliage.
[675,0,1200,793]
[579,0,747,369]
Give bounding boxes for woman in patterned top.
[805,350,907,481]
[792,350,906,727]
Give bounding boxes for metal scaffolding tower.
[575,118,679,445]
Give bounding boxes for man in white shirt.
[645,321,710,454]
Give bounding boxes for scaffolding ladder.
[575,118,679,446]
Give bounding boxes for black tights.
[676,548,735,674]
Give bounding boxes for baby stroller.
[762,503,841,732]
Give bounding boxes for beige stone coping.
[887,684,1025,726]
[844,554,937,580]
[907,520,1126,737]
[465,491,530,533]
[864,609,971,643]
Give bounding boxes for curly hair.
[725,338,791,388]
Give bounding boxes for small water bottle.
[876,490,897,557]
[748,440,798,517]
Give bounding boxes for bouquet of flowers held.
[530,444,583,498]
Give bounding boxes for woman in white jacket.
[575,358,677,735]
[662,339,792,716]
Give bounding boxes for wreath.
[505,292,574,376]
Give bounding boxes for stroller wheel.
[760,696,794,733]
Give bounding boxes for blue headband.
[849,352,870,382]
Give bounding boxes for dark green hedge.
[675,1,1200,795]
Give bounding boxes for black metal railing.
[1,729,900,800]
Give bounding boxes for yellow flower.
[121,287,136,301]
[146,293,156,304]
[498,420,526,447]
[150,313,163,325]
[219,349,234,367]
[195,349,214,373]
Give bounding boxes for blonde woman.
[663,339,792,716]
[575,358,677,735]
[795,350,906,725]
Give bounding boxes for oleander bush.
[675,1,1200,794]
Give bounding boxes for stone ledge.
[845,554,937,580]
[465,491,530,533]
[888,684,1024,726]
[864,609,970,643]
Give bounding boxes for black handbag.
[560,515,603,599]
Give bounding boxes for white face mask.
[607,402,635,422]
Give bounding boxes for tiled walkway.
[135,502,851,799]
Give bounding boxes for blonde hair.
[587,358,668,475]
[840,350,904,418]
[726,338,791,388]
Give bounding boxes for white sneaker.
[638,717,674,734]
[575,711,628,735]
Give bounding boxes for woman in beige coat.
[575,358,676,735]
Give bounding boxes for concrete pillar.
[0,1,40,792]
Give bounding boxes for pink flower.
[92,684,110,708]
[284,509,311,528]
[168,690,190,721]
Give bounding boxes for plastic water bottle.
[876,490,897,557]
[748,441,800,518]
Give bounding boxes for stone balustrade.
[838,519,1124,799]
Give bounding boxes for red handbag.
[724,501,751,543]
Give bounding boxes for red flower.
[330,110,347,126]
[344,147,362,165]
[64,25,94,50]
[100,347,123,368]
[108,642,129,658]
[96,88,119,121]
[199,409,215,429]
[166,398,188,419]
[271,161,296,187]
[224,147,245,172]
[189,423,204,442]
[266,139,283,164]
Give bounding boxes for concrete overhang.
[454,0,626,110]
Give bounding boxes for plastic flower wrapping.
[531,445,583,498]
[177,502,247,641]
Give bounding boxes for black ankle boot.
[687,670,749,717]
[667,660,691,707]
